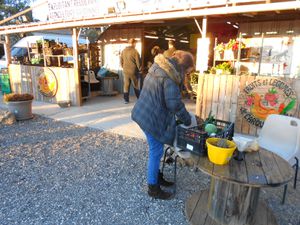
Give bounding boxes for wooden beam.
[194,17,203,35]
[0,1,47,26]
[0,1,300,35]
[196,17,207,116]
[4,35,11,66]
[72,28,82,106]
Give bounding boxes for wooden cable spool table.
[185,148,294,225]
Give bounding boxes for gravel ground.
[0,111,299,225]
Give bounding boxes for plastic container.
[206,138,236,165]
[176,119,234,156]
[0,70,11,94]
[176,126,208,156]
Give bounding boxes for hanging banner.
[239,78,297,127]
[47,0,102,21]
[47,0,265,21]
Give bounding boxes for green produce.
[205,123,217,134]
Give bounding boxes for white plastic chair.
[258,114,300,204]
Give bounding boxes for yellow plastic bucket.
[206,138,236,165]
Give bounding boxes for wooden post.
[72,28,82,106]
[207,178,260,225]
[236,32,242,75]
[42,37,46,67]
[213,37,217,67]
[196,16,207,116]
[4,35,11,66]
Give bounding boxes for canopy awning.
[0,1,300,35]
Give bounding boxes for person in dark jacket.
[120,38,141,104]
[146,45,164,71]
[163,40,176,58]
[131,50,195,200]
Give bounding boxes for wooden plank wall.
[9,64,79,105]
[196,74,300,136]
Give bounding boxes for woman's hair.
[151,46,163,56]
[171,50,195,73]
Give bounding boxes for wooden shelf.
[215,59,237,61]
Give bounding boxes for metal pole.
[258,33,264,76]
[236,32,242,75]
[202,17,207,38]
[86,37,91,97]
[213,37,217,67]
[196,16,207,117]
[72,28,82,106]
[194,17,203,35]
[200,16,207,74]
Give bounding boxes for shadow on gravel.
[0,115,299,225]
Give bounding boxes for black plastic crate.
[176,119,234,156]
[213,119,235,140]
[176,126,208,156]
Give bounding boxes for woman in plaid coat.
[131,50,195,200]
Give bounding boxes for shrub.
[3,93,34,102]
[190,72,199,84]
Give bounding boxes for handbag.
[97,67,109,78]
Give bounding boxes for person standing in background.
[183,71,194,99]
[120,38,141,104]
[163,40,176,58]
[146,45,164,71]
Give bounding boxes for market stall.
[1,0,300,113]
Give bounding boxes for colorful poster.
[240,78,297,127]
[37,68,58,97]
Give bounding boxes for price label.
[186,144,193,151]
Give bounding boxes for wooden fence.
[195,74,300,136]
[9,64,79,105]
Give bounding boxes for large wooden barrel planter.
[7,100,33,120]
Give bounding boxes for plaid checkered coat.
[131,54,191,145]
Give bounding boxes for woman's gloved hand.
[181,112,197,129]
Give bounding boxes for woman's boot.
[123,92,129,104]
[158,172,174,187]
[148,184,173,200]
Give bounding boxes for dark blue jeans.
[144,131,164,185]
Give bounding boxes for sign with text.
[47,0,267,21]
[48,0,102,20]
[240,78,297,127]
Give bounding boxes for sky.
[31,0,49,22]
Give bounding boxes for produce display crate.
[44,47,63,55]
[63,48,73,56]
[0,72,12,94]
[176,119,234,156]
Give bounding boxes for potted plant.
[190,72,199,94]
[206,137,236,165]
[214,43,225,60]
[225,39,246,59]
[3,93,34,120]
[213,62,234,75]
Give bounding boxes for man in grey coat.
[120,38,141,104]
[131,50,195,200]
